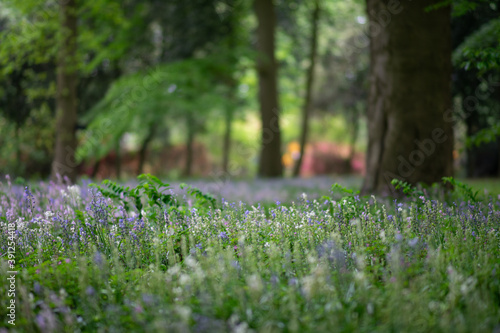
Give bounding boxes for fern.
[91,174,217,219]
[442,177,480,202]
[390,179,425,198]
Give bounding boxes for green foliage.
[90,173,217,219]
[322,183,361,218]
[442,176,480,202]
[426,0,490,16]
[3,176,500,331]
[466,123,500,148]
[453,18,500,72]
[390,179,425,198]
[0,0,131,76]
[3,178,500,331]
[180,183,217,209]
[77,57,237,162]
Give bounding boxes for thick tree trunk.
[51,0,78,183]
[255,0,283,177]
[137,124,157,175]
[293,0,320,177]
[362,0,454,195]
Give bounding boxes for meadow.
[0,174,499,332]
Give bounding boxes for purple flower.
[86,286,96,296]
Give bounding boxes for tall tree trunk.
[498,137,500,177]
[293,0,320,177]
[51,0,78,183]
[115,137,122,180]
[255,0,283,177]
[362,0,454,195]
[347,110,359,171]
[137,124,157,175]
[52,0,78,182]
[91,159,100,179]
[183,116,195,177]
[222,106,233,174]
[15,124,22,173]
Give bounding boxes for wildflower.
[86,287,96,296]
[246,274,263,294]
[94,252,104,266]
[408,237,418,247]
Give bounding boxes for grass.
[461,177,500,197]
[0,175,499,332]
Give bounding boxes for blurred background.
[0,0,498,190]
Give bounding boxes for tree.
[0,0,131,180]
[254,0,283,177]
[293,0,320,177]
[451,5,500,178]
[362,0,454,194]
[52,0,78,182]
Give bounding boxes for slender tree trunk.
[15,124,22,172]
[222,106,233,174]
[115,137,122,180]
[347,111,359,171]
[137,123,157,175]
[498,137,500,177]
[293,0,320,177]
[183,116,195,177]
[362,0,454,195]
[51,0,78,183]
[91,159,100,179]
[255,0,282,177]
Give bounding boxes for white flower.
[179,274,191,285]
[67,185,81,198]
[176,306,191,323]
[246,274,263,294]
[185,256,198,268]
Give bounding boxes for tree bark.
[15,124,22,173]
[293,0,320,177]
[362,0,454,195]
[183,115,195,177]
[347,108,360,171]
[254,0,283,177]
[222,106,233,174]
[137,123,157,175]
[115,137,122,180]
[51,0,78,183]
[91,159,100,179]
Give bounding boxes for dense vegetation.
[1,176,499,331]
